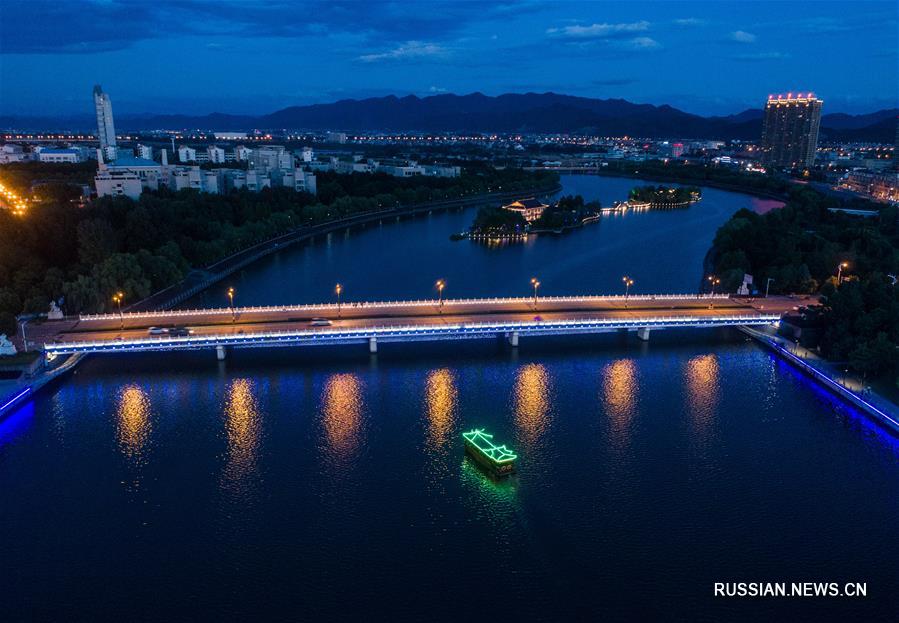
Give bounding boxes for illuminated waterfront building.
[760,93,823,168]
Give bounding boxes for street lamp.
[707,275,720,296]
[765,277,774,298]
[112,291,124,331]
[335,283,342,317]
[622,276,634,307]
[227,287,235,323]
[436,279,445,309]
[531,277,540,308]
[836,262,849,284]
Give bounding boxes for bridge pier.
[216,345,227,360]
[507,331,519,347]
[369,337,378,353]
[637,327,651,341]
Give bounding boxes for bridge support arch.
[369,337,378,353]
[507,331,519,347]
[637,327,651,341]
[216,345,227,360]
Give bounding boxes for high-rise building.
[93,85,117,159]
[760,93,823,169]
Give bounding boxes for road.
[29,295,813,348]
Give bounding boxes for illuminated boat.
[462,428,517,477]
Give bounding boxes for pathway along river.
[2,175,897,621]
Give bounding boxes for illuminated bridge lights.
[42,314,782,356]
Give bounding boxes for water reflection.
[321,373,363,459]
[602,359,638,436]
[513,363,550,444]
[222,378,262,490]
[685,354,720,430]
[116,385,151,463]
[424,368,457,449]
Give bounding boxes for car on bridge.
[147,327,167,335]
[309,318,333,327]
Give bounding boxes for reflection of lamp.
[513,363,549,443]
[224,378,261,481]
[425,368,456,447]
[603,359,637,436]
[117,385,151,461]
[322,373,362,456]
[685,354,719,430]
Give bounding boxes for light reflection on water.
[602,359,638,441]
[321,373,363,460]
[424,368,457,450]
[116,385,151,463]
[685,354,720,433]
[512,363,551,445]
[221,378,262,495]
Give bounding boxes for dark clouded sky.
[0,0,896,117]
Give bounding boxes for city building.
[177,146,197,162]
[136,144,153,160]
[327,132,348,144]
[207,145,226,164]
[840,170,899,203]
[301,146,313,162]
[761,93,823,168]
[234,145,251,161]
[37,148,86,163]
[0,144,31,163]
[502,198,548,222]
[93,85,117,160]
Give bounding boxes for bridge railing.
[77,293,731,322]
[48,313,779,353]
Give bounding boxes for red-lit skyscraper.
[761,93,823,169]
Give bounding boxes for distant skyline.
[0,0,896,118]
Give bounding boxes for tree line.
[0,165,558,336]
[708,185,898,381]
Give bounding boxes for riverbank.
[130,183,561,312]
[740,325,899,434]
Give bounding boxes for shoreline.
[740,326,899,435]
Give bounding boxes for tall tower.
[93,85,117,159]
[760,93,823,169]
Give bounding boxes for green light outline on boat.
[462,429,517,464]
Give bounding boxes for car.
[147,326,167,335]
[309,318,333,327]
[169,327,191,337]
[533,315,543,322]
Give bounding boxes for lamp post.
[836,262,849,285]
[335,283,342,318]
[227,287,235,323]
[765,277,774,298]
[436,279,445,309]
[622,276,634,307]
[707,275,720,296]
[112,291,124,331]
[531,277,540,308]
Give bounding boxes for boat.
[462,429,517,477]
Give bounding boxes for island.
[463,194,601,241]
[627,185,701,209]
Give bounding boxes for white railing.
[48,313,779,353]
[78,293,732,322]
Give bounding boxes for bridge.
[34,294,807,359]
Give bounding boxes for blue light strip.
[45,314,781,355]
[767,338,899,433]
[0,386,33,415]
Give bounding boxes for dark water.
[3,176,898,622]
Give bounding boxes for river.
[2,175,897,621]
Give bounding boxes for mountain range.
[2,93,896,142]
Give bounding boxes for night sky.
[0,0,896,117]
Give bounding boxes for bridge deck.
[34,294,810,355]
